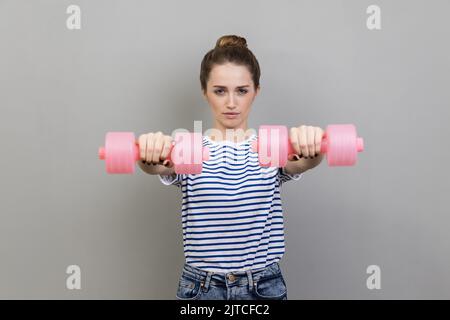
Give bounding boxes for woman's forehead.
[210,63,251,79]
[209,63,252,85]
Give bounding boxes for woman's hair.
[200,35,261,93]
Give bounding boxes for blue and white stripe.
[159,133,302,273]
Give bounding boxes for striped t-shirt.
[158,133,303,273]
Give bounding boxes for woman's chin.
[223,122,240,129]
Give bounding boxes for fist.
[137,131,174,167]
[289,125,324,159]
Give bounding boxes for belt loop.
[246,269,254,292]
[203,271,213,292]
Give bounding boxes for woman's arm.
[283,153,324,175]
[283,125,325,175]
[136,131,176,176]
[137,160,175,176]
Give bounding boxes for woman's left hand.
[288,125,325,160]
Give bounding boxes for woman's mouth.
[223,112,240,119]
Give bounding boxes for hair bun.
[215,35,247,49]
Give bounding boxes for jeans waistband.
[180,261,282,291]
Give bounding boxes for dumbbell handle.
[98,142,172,164]
[251,134,364,155]
[98,140,210,164]
[286,135,364,155]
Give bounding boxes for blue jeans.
[175,261,288,300]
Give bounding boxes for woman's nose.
[226,93,237,107]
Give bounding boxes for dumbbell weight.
[251,124,364,167]
[98,132,210,174]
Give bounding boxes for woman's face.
[203,62,260,138]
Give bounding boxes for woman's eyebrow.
[213,85,250,88]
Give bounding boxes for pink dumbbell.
[98,132,210,174]
[251,124,364,167]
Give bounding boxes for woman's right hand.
[137,131,174,168]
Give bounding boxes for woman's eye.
[214,89,247,95]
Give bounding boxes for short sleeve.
[278,167,303,186]
[158,173,183,188]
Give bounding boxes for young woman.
[137,35,324,300]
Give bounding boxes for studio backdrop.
[0,0,449,299]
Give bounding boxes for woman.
[137,35,324,300]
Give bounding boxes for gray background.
[0,0,449,299]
